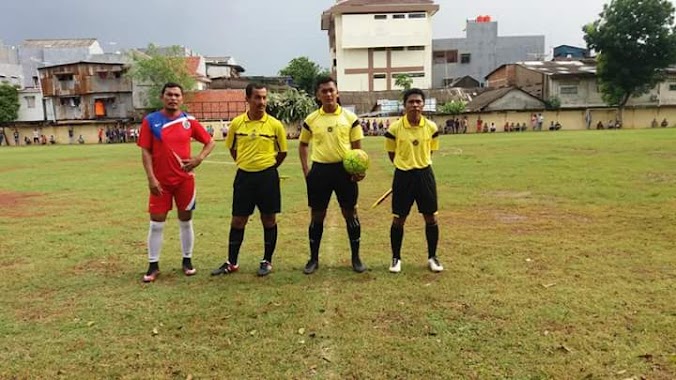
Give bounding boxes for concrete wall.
[340,13,431,48]
[17,90,45,122]
[20,44,101,88]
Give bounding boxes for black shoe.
[303,259,319,274]
[210,261,239,276]
[351,256,366,273]
[257,260,272,277]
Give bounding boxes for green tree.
[438,100,466,115]
[266,88,316,127]
[0,83,20,123]
[394,74,413,91]
[127,44,197,110]
[583,0,676,120]
[279,57,329,95]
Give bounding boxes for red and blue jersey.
[138,111,212,186]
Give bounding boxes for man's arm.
[141,148,162,196]
[275,152,287,168]
[299,142,310,177]
[182,139,216,172]
[388,152,395,163]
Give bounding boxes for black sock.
[309,222,323,261]
[425,223,439,259]
[182,257,192,268]
[346,217,361,258]
[228,227,245,265]
[263,224,277,262]
[148,262,159,272]
[390,224,404,260]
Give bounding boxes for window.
[460,54,471,64]
[25,96,36,109]
[560,85,578,95]
[373,47,387,52]
[60,97,81,107]
[113,72,122,79]
[374,74,386,79]
[98,72,109,79]
[391,46,405,51]
[374,14,387,20]
[433,50,458,63]
[56,74,74,81]
[669,83,676,91]
[404,73,425,78]
[408,13,426,18]
[32,76,39,87]
[393,14,406,19]
[408,46,425,51]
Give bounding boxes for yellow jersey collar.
[244,112,269,123]
[403,115,426,128]
[319,105,342,116]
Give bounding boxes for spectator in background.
[537,113,544,131]
[24,136,31,145]
[661,118,668,127]
[651,118,658,128]
[13,129,20,146]
[489,122,496,133]
[596,121,604,130]
[68,126,75,144]
[33,128,40,144]
[461,116,468,134]
[78,135,85,144]
[49,135,56,144]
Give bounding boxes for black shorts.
[392,166,438,217]
[306,162,358,210]
[232,166,281,216]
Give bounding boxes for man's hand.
[351,173,366,182]
[148,177,163,196]
[181,157,203,172]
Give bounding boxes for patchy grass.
[0,129,675,379]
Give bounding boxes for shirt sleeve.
[430,122,440,151]
[299,121,312,144]
[275,120,288,152]
[137,118,153,150]
[191,121,213,144]
[384,123,397,152]
[225,119,237,149]
[349,117,363,142]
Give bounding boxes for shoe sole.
[142,271,160,283]
[183,268,197,276]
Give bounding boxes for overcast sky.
[1,0,623,75]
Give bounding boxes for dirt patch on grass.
[70,256,125,277]
[0,191,46,218]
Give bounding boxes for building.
[321,0,439,91]
[19,38,103,89]
[432,17,544,88]
[0,40,22,87]
[184,89,246,121]
[205,56,245,80]
[553,45,589,61]
[38,58,133,121]
[185,56,210,90]
[465,86,545,112]
[485,60,676,108]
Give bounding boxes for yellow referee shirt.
[226,112,288,172]
[300,105,363,163]
[385,115,439,171]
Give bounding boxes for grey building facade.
[432,19,544,88]
[19,39,103,88]
[0,40,22,86]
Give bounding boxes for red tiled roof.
[185,57,201,75]
[184,90,246,121]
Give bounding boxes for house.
[19,38,103,89]
[0,40,22,87]
[184,90,246,121]
[432,17,544,88]
[17,88,46,122]
[321,0,439,91]
[185,56,210,90]
[553,45,590,61]
[38,57,134,121]
[205,56,245,80]
[465,86,545,112]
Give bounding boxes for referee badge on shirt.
[412,139,420,146]
[182,120,191,129]
[327,126,334,133]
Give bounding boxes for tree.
[127,44,197,110]
[279,57,329,95]
[394,74,413,91]
[266,88,316,127]
[583,0,676,120]
[438,100,466,115]
[0,83,20,123]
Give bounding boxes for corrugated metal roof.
[22,38,98,48]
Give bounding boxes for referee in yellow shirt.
[385,88,443,273]
[299,77,366,274]
[212,83,288,277]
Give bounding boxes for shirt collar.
[403,115,425,128]
[244,112,269,123]
[319,105,342,116]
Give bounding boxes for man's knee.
[231,215,248,229]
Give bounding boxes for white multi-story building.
[321,0,439,92]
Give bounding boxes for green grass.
[1,129,675,379]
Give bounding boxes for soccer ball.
[343,149,370,174]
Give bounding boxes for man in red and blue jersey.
[137,82,216,283]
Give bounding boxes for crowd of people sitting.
[98,125,138,144]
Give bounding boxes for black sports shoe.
[351,256,366,273]
[257,260,272,276]
[303,259,319,274]
[210,261,239,276]
[182,258,196,276]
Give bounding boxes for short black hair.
[403,88,425,104]
[161,82,183,95]
[315,76,337,93]
[245,83,266,98]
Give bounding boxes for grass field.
[1,129,675,379]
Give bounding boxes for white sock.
[148,221,165,263]
[179,220,194,259]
